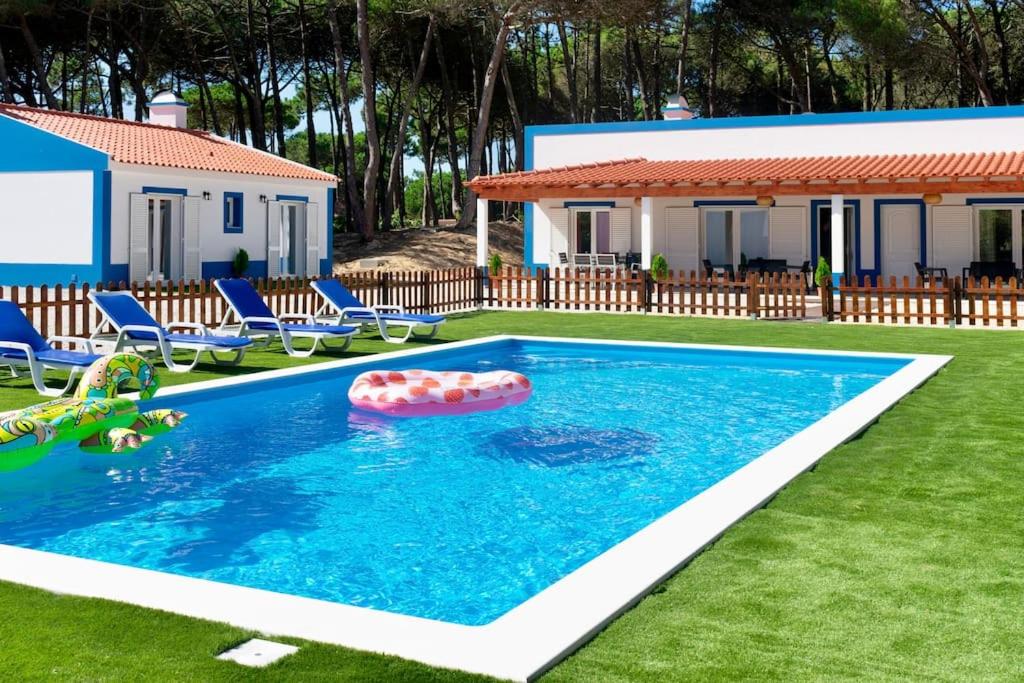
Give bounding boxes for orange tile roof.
[469,152,1024,193]
[0,104,338,183]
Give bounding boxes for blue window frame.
[224,192,244,233]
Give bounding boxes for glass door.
[146,196,180,281]
[817,205,855,276]
[572,209,611,255]
[976,208,1015,262]
[703,208,770,266]
[279,202,306,276]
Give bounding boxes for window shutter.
[182,196,201,281]
[548,207,569,266]
[267,201,282,278]
[305,202,320,277]
[930,206,972,274]
[664,207,699,275]
[610,207,632,254]
[129,193,150,283]
[769,206,808,265]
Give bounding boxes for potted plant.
[488,252,503,275]
[650,253,669,282]
[814,256,831,299]
[232,248,250,277]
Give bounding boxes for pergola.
[468,152,1024,282]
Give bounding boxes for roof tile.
[0,104,337,183]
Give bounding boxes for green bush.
[651,253,669,281]
[488,252,503,273]
[232,248,250,277]
[814,256,831,287]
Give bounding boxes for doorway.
[881,204,921,279]
[817,204,856,276]
[279,201,306,276]
[146,195,182,281]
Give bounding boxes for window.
[224,192,244,233]
[977,208,1013,262]
[739,210,770,261]
[704,210,734,265]
[702,208,770,266]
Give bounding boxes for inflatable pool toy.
[348,369,532,417]
[0,354,186,472]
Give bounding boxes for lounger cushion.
[216,278,276,318]
[162,333,252,348]
[346,311,446,325]
[245,321,357,336]
[0,348,103,367]
[0,301,51,353]
[313,280,365,310]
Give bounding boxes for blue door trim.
[693,200,759,207]
[810,199,862,276]
[142,186,188,196]
[563,201,615,208]
[965,197,1024,205]
[874,199,927,272]
[276,194,309,203]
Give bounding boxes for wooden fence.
[831,275,1024,328]
[486,267,808,320]
[0,268,480,342]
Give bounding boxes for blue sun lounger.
[0,300,104,395]
[214,278,358,357]
[88,290,253,373]
[310,279,446,344]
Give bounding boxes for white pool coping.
[0,336,951,682]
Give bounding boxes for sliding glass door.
[702,208,769,265]
[975,208,1016,263]
[572,209,611,255]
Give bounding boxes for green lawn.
[1,312,1022,681]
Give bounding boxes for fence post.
[747,273,758,319]
[641,270,652,313]
[950,276,961,328]
[379,271,391,306]
[475,266,485,309]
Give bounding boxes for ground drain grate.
[216,638,299,667]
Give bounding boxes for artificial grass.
[1,312,1022,681]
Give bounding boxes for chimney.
[148,91,189,128]
[662,94,695,121]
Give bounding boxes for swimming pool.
[0,336,950,680]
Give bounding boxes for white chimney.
[662,94,695,121]
[148,91,189,128]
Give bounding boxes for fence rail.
[485,267,808,320]
[831,275,1024,328]
[0,268,481,343]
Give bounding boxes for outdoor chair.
[88,290,252,373]
[214,279,358,357]
[311,279,446,344]
[0,300,104,396]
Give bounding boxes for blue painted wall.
[0,113,111,285]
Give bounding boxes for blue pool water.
[0,340,907,625]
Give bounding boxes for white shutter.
[610,207,632,254]
[267,200,282,278]
[305,202,320,277]
[930,205,972,275]
[769,206,808,265]
[129,193,150,283]
[549,207,570,266]
[664,207,699,274]
[182,196,201,281]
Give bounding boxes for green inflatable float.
[0,353,186,472]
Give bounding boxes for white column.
[640,197,654,269]
[830,194,845,286]
[476,197,489,268]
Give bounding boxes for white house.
[468,103,1024,286]
[0,92,338,286]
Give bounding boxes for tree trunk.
[863,61,873,111]
[105,14,123,119]
[435,36,464,218]
[556,20,579,122]
[233,84,248,145]
[355,0,382,240]
[631,36,652,120]
[675,0,693,96]
[459,2,523,229]
[19,14,59,109]
[707,16,720,118]
[327,7,365,235]
[298,0,318,166]
[590,22,601,122]
[986,0,1013,103]
[80,7,95,113]
[0,36,13,103]
[263,0,287,155]
[501,55,524,171]
[544,24,555,111]
[883,67,894,110]
[383,15,436,232]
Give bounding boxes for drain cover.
[217,638,298,667]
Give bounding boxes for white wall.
[0,171,93,264]
[108,163,332,271]
[531,115,1024,168]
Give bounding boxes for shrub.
[488,252,503,273]
[232,248,250,277]
[814,256,832,288]
[651,253,669,281]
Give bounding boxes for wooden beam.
[469,179,1024,202]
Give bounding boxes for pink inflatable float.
[348,369,532,417]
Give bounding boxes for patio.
[1,311,1020,681]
